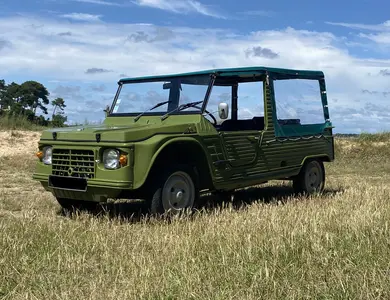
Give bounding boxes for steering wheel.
[179,103,218,126]
[193,105,217,126]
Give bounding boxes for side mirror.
[218,102,229,120]
[103,105,110,117]
[163,82,172,89]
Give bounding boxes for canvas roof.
[119,66,324,83]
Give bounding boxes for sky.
[1,0,390,133]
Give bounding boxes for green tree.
[0,78,67,127]
[0,80,50,119]
[51,97,66,119]
[0,80,7,111]
[18,81,50,116]
[0,80,5,100]
[1,82,18,106]
[52,112,68,127]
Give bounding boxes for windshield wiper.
[134,100,171,122]
[161,100,203,121]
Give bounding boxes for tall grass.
[0,115,104,131]
[358,131,390,142]
[0,115,46,131]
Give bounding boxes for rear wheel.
[293,159,325,194]
[150,165,199,215]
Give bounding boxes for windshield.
[110,75,211,116]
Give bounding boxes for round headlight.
[103,149,120,169]
[42,146,52,165]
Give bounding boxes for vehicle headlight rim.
[42,146,53,165]
[103,148,120,170]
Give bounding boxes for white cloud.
[61,13,102,22]
[72,0,123,6]
[1,15,390,132]
[326,20,390,32]
[327,20,390,47]
[133,0,225,19]
[360,32,390,45]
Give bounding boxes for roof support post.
[232,83,238,120]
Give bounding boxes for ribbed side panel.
[262,138,332,170]
[222,135,256,165]
[201,136,225,181]
[226,159,268,181]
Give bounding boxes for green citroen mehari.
[33,66,335,214]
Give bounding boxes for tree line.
[0,79,68,127]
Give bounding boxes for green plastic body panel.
[32,66,335,202]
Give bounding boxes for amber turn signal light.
[36,151,43,159]
[119,154,127,166]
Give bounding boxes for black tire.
[56,198,99,213]
[293,159,325,195]
[149,164,199,215]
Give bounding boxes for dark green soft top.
[119,66,325,83]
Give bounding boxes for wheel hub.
[309,171,318,186]
[175,190,184,202]
[162,171,195,211]
[305,163,322,191]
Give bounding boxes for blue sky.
[1,0,390,133]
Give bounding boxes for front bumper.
[32,143,135,202]
[33,173,133,189]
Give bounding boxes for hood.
[39,119,197,143]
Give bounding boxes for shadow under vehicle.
[33,66,335,214]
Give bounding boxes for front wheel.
[293,159,325,195]
[150,165,199,215]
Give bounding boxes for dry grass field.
[1,130,390,299]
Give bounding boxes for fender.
[135,136,214,189]
[300,154,331,166]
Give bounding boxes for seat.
[278,119,301,125]
[218,116,265,131]
[252,117,265,130]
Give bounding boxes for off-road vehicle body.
[33,66,335,213]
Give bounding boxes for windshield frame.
[108,73,216,117]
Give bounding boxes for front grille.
[52,149,95,179]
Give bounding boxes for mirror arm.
[103,105,110,117]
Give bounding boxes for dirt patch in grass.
[0,130,40,157]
